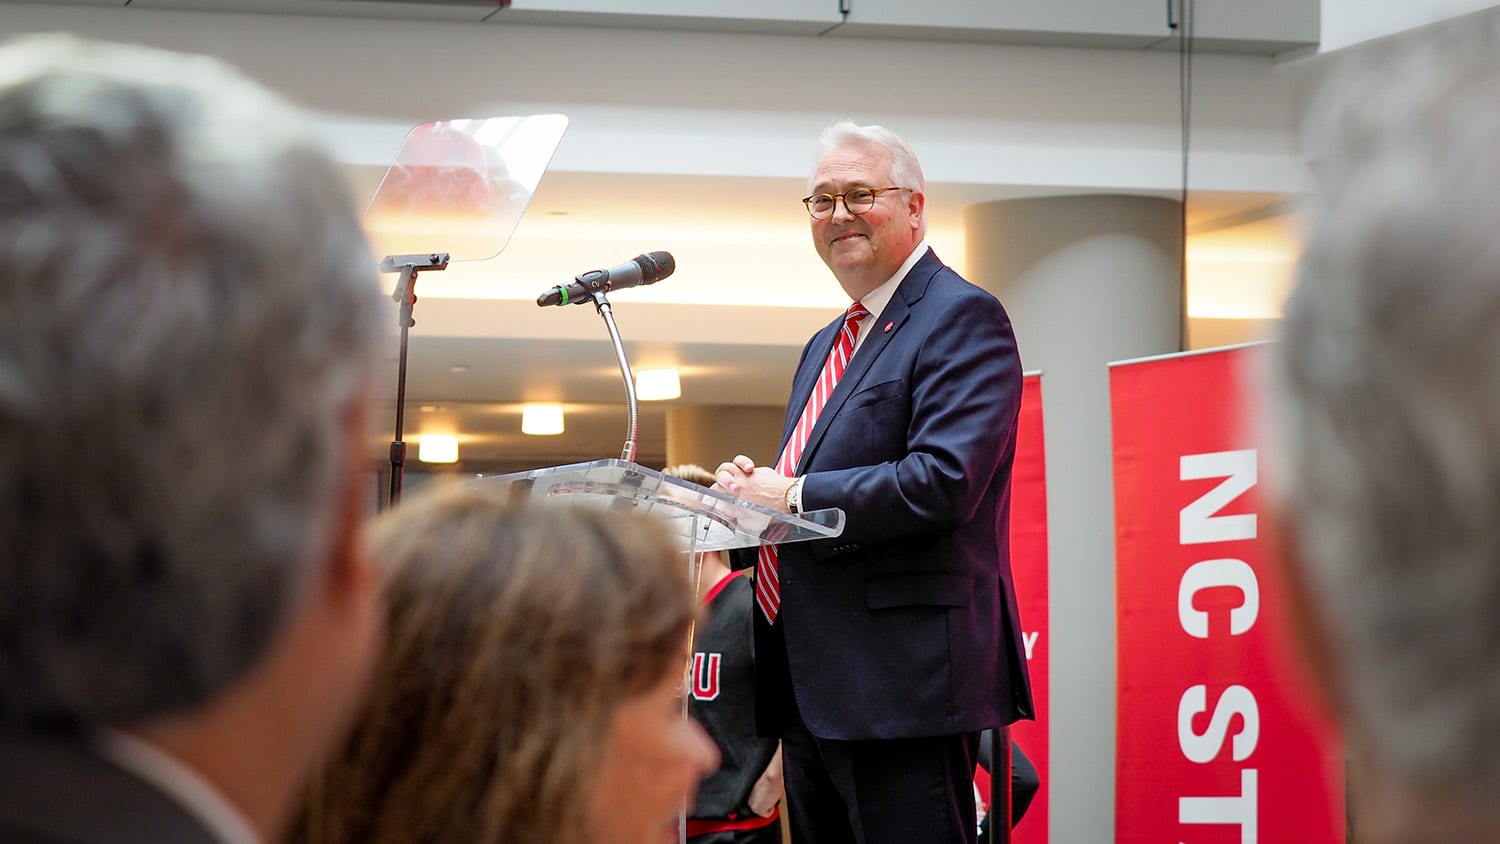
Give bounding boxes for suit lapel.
[792,249,943,474]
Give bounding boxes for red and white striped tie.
[756,300,870,623]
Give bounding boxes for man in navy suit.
[716,122,1032,844]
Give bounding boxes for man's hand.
[714,455,793,513]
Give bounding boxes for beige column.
[966,195,1182,843]
[665,404,784,472]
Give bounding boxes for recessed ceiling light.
[635,368,681,401]
[449,364,471,373]
[521,404,565,436]
[418,434,459,464]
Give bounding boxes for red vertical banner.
[1111,347,1343,843]
[1009,373,1049,843]
[972,373,1049,840]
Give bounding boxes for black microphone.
[536,251,676,307]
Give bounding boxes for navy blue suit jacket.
[756,248,1033,742]
[0,729,225,843]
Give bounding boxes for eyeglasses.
[801,186,908,219]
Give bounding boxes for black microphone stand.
[380,252,450,509]
[992,725,1013,844]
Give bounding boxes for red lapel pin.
[883,321,894,333]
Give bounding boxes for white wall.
[0,4,1307,198]
[1321,0,1500,51]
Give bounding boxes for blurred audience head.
[0,32,387,839]
[662,462,716,489]
[1265,14,1500,840]
[298,484,717,844]
[662,463,732,599]
[0,31,385,730]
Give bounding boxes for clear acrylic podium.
[475,458,842,844]
[472,458,844,553]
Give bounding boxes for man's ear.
[324,402,377,600]
[1273,510,1346,721]
[907,190,925,230]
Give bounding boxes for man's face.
[809,142,922,299]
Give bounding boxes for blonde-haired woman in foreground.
[295,484,718,844]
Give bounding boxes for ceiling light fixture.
[521,404,565,436]
[635,368,681,401]
[418,434,459,464]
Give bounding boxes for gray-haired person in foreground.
[0,35,387,843]
[1263,15,1500,844]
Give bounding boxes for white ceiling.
[0,0,1317,474]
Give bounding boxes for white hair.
[1265,15,1500,811]
[816,121,926,193]
[0,35,386,726]
[815,120,927,231]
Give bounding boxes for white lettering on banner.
[1175,449,1261,841]
[1178,559,1260,638]
[1023,630,1039,660]
[1178,684,1259,763]
[1179,770,1258,843]
[1179,450,1258,545]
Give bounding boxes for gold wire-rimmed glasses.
[801,186,908,219]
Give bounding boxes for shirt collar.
[95,729,262,844]
[852,241,927,348]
